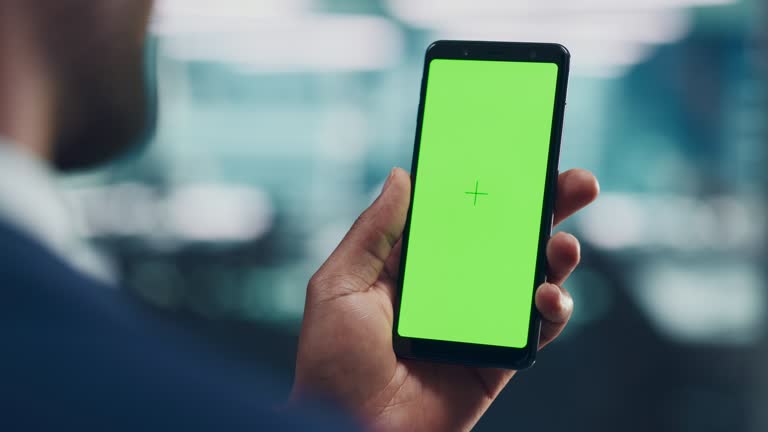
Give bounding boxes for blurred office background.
[59,0,766,430]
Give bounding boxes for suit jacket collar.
[0,138,116,284]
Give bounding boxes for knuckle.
[307,272,323,290]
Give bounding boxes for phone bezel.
[393,40,571,370]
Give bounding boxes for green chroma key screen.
[398,58,559,348]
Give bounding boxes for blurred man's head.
[0,0,154,170]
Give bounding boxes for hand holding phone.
[292,41,599,431]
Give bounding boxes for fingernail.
[560,291,573,313]
[382,168,397,193]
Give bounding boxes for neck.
[0,6,54,161]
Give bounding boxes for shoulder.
[0,220,123,328]
[0,219,107,291]
[0,222,358,431]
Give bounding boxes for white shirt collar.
[0,138,116,285]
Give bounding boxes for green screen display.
[397,59,559,348]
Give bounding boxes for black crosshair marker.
[465,180,489,206]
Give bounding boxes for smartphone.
[393,40,570,369]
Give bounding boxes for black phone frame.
[393,40,571,370]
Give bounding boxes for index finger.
[553,169,600,227]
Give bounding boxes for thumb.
[309,168,411,299]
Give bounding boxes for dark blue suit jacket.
[0,221,356,431]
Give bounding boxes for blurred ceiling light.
[151,14,403,73]
[578,193,767,252]
[65,183,162,238]
[632,262,765,345]
[433,11,690,44]
[152,0,313,20]
[387,0,735,77]
[167,184,274,242]
[578,193,647,250]
[67,183,274,243]
[434,32,655,71]
[388,0,735,23]
[431,12,679,73]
